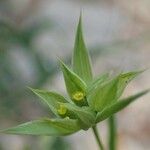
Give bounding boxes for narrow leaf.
[87,77,118,112]
[87,70,144,112]
[96,89,149,123]
[117,70,144,98]
[87,73,109,94]
[59,60,87,105]
[1,118,81,136]
[29,88,68,116]
[72,15,92,83]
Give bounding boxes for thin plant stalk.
[108,116,116,150]
[92,125,105,150]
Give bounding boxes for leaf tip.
[57,57,67,70]
[27,86,33,91]
[27,86,37,94]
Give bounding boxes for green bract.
[0,15,149,136]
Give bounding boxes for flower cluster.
[1,15,149,137]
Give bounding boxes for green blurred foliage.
[0,17,56,118]
[0,1,71,150]
[50,137,71,150]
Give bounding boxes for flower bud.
[57,104,67,116]
[72,91,85,101]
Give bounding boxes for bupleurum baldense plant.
[0,15,149,150]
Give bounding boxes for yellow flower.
[57,104,67,115]
[72,91,84,101]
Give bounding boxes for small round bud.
[57,104,67,115]
[72,91,84,101]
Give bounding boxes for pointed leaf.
[117,70,143,98]
[72,15,92,83]
[87,70,144,112]
[87,73,109,94]
[96,89,149,123]
[29,88,68,116]
[59,60,87,105]
[87,77,119,112]
[64,103,96,130]
[1,118,81,136]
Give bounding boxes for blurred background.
[0,0,150,150]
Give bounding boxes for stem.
[108,116,117,150]
[92,125,105,150]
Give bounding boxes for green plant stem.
[108,116,116,150]
[92,125,104,150]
